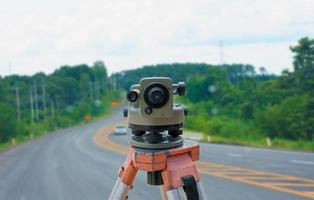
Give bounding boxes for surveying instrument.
[109,77,207,200]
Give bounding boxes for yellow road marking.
[267,183,314,187]
[304,192,314,198]
[93,121,314,199]
[228,176,296,180]
[93,122,129,155]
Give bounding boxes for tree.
[254,95,312,140]
[79,73,90,97]
[259,66,268,76]
[290,37,314,94]
[92,61,108,81]
[0,104,17,142]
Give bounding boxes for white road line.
[205,142,314,156]
[227,153,243,158]
[290,160,314,165]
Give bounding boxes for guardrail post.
[266,137,272,147]
[11,138,16,146]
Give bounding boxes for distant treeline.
[1,37,313,150]
[112,37,314,149]
[0,61,122,144]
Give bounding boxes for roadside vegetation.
[1,37,313,152]
[0,61,123,151]
[112,37,314,151]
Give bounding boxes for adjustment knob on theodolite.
[123,107,128,117]
[177,82,185,96]
[127,90,139,102]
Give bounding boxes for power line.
[3,77,113,123]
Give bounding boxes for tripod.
[109,140,207,200]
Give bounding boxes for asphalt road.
[1,109,314,200]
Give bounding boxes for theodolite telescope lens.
[144,83,169,108]
[148,87,164,105]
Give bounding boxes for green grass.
[0,133,46,153]
[0,142,11,152]
[184,129,314,152]
[0,101,122,153]
[183,113,314,152]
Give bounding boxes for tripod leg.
[109,154,138,200]
[195,181,207,200]
[165,181,206,200]
[162,153,207,200]
[160,186,169,200]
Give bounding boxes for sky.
[0,0,313,76]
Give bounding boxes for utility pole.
[103,78,107,95]
[30,88,34,124]
[15,86,21,121]
[90,81,94,102]
[34,81,39,121]
[95,80,101,99]
[50,100,55,120]
[108,78,112,91]
[219,40,225,65]
[42,81,47,117]
[113,77,117,90]
[99,79,103,95]
[94,81,98,99]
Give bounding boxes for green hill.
[112,37,314,151]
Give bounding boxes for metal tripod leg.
[162,153,208,200]
[196,181,207,200]
[165,181,206,200]
[109,154,138,200]
[109,177,131,200]
[109,140,206,200]
[160,186,169,200]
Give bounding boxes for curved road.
[0,108,314,200]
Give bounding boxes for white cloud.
[0,0,313,76]
[226,42,296,74]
